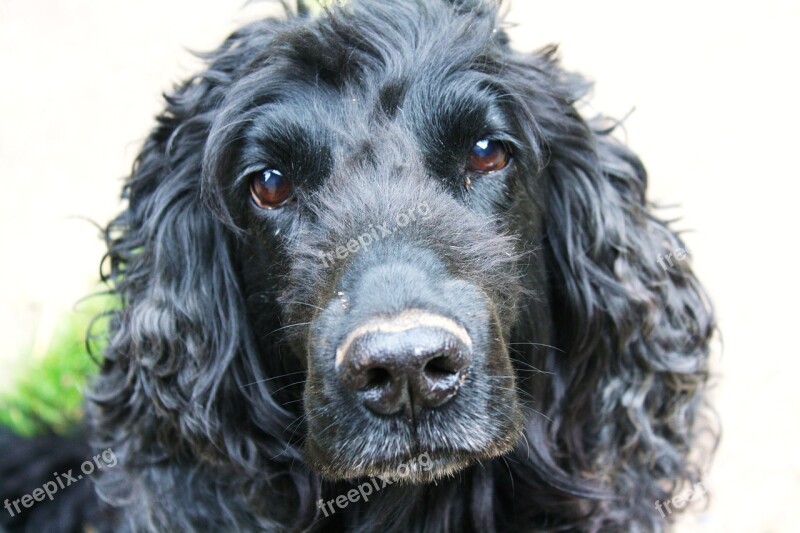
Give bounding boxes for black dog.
[0,1,716,531]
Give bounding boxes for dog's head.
[200,0,555,481]
[94,0,715,528]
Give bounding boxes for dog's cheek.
[301,303,352,447]
[485,320,524,444]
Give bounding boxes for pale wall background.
[1,1,798,531]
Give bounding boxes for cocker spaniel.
[0,1,716,531]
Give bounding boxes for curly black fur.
[79,1,716,531]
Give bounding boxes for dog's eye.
[249,169,293,209]
[469,139,510,173]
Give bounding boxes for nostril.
[364,367,392,390]
[423,354,459,380]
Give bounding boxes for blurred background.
[0,1,798,530]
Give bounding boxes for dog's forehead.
[270,2,506,100]
[260,32,509,144]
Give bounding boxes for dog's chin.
[305,420,523,484]
[309,449,512,484]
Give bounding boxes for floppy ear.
[90,15,313,502]
[505,46,717,528]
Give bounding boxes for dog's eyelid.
[236,164,274,186]
[478,131,517,146]
[474,130,519,152]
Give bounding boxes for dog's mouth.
[320,449,498,485]
[304,382,523,483]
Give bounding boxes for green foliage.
[0,297,112,437]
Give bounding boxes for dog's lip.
[333,444,516,482]
[351,449,458,471]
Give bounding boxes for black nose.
[336,312,472,416]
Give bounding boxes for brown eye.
[469,139,510,173]
[249,169,293,209]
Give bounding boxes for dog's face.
[92,1,714,528]
[204,1,547,482]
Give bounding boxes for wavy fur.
[85,1,716,531]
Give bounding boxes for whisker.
[491,384,538,405]
[281,398,305,406]
[240,370,307,389]
[510,359,558,376]
[283,300,324,311]
[262,321,311,339]
[508,341,565,354]
[272,415,309,460]
[268,379,307,396]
